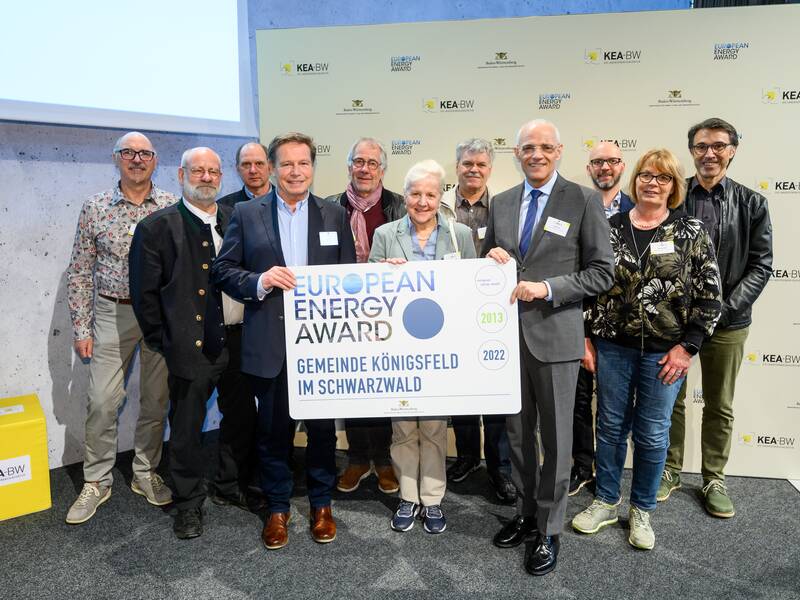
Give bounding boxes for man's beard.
[184,181,219,204]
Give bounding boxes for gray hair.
[347,137,387,170]
[180,147,221,169]
[515,119,561,145]
[112,131,154,155]
[455,138,494,165]
[403,159,446,195]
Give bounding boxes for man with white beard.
[130,147,257,539]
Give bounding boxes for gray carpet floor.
[1,442,798,600]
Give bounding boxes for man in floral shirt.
[65,132,177,524]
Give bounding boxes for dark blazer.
[620,191,635,214]
[325,187,406,223]
[217,187,250,208]
[482,175,614,362]
[211,190,356,378]
[129,200,233,380]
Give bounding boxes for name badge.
[544,217,570,237]
[477,226,487,240]
[128,224,136,236]
[319,231,339,246]
[442,252,461,260]
[650,241,675,255]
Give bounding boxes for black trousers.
[572,365,596,471]
[167,328,256,511]
[451,414,512,473]
[344,418,392,466]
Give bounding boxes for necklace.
[630,207,668,230]
[629,219,660,267]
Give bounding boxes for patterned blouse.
[67,184,177,340]
[590,210,722,353]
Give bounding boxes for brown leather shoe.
[262,512,290,550]
[376,465,400,494]
[336,464,371,492]
[310,506,336,543]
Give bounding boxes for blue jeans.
[594,339,684,511]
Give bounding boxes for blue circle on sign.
[402,298,445,339]
[342,273,363,294]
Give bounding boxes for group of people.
[65,115,772,577]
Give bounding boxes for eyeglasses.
[637,172,673,185]
[518,144,559,156]
[589,158,623,168]
[188,167,222,178]
[351,158,382,171]
[117,148,156,162]
[690,142,732,156]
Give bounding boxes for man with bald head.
[66,132,176,524]
[567,141,634,496]
[484,119,613,575]
[130,147,257,538]
[219,142,272,207]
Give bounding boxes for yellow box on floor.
[0,394,51,520]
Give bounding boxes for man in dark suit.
[212,132,356,550]
[569,141,634,496]
[218,142,272,207]
[323,137,404,496]
[483,119,614,575]
[129,147,257,539]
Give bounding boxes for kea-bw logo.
[763,87,800,104]
[280,61,329,76]
[582,136,637,152]
[0,455,32,486]
[756,177,800,194]
[746,351,800,367]
[422,97,475,113]
[584,48,642,64]
[739,432,796,449]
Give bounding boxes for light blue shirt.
[519,170,558,302]
[409,216,439,261]
[257,192,309,299]
[604,190,622,219]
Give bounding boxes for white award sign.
[283,258,521,419]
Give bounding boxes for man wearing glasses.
[483,119,613,575]
[219,142,272,207]
[324,137,404,495]
[66,132,176,524]
[658,118,772,518]
[568,141,635,497]
[130,147,258,539]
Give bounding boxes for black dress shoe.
[493,514,538,548]
[525,534,560,576]
[488,470,518,505]
[568,466,595,496]
[209,488,267,513]
[174,508,203,540]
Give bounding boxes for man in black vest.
[130,147,257,539]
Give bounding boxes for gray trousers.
[83,296,169,486]
[507,337,579,535]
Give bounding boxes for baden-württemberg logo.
[539,92,571,110]
[336,99,380,116]
[762,87,800,104]
[491,137,515,155]
[477,51,525,69]
[582,136,638,152]
[713,42,749,61]
[280,61,330,76]
[584,48,642,64]
[391,139,421,156]
[756,177,800,194]
[738,431,795,449]
[422,97,476,113]
[390,55,421,72]
[648,89,699,108]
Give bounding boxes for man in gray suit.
[484,119,613,576]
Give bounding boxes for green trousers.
[665,327,749,482]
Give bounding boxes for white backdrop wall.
[257,5,800,478]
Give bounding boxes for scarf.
[346,182,383,263]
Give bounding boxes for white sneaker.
[66,482,111,524]
[131,473,172,506]
[628,506,655,550]
[571,499,619,534]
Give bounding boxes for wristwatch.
[679,341,699,356]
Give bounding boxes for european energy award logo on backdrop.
[391,139,422,156]
[713,42,749,61]
[539,92,571,110]
[390,55,421,72]
[280,60,330,76]
[584,47,642,64]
